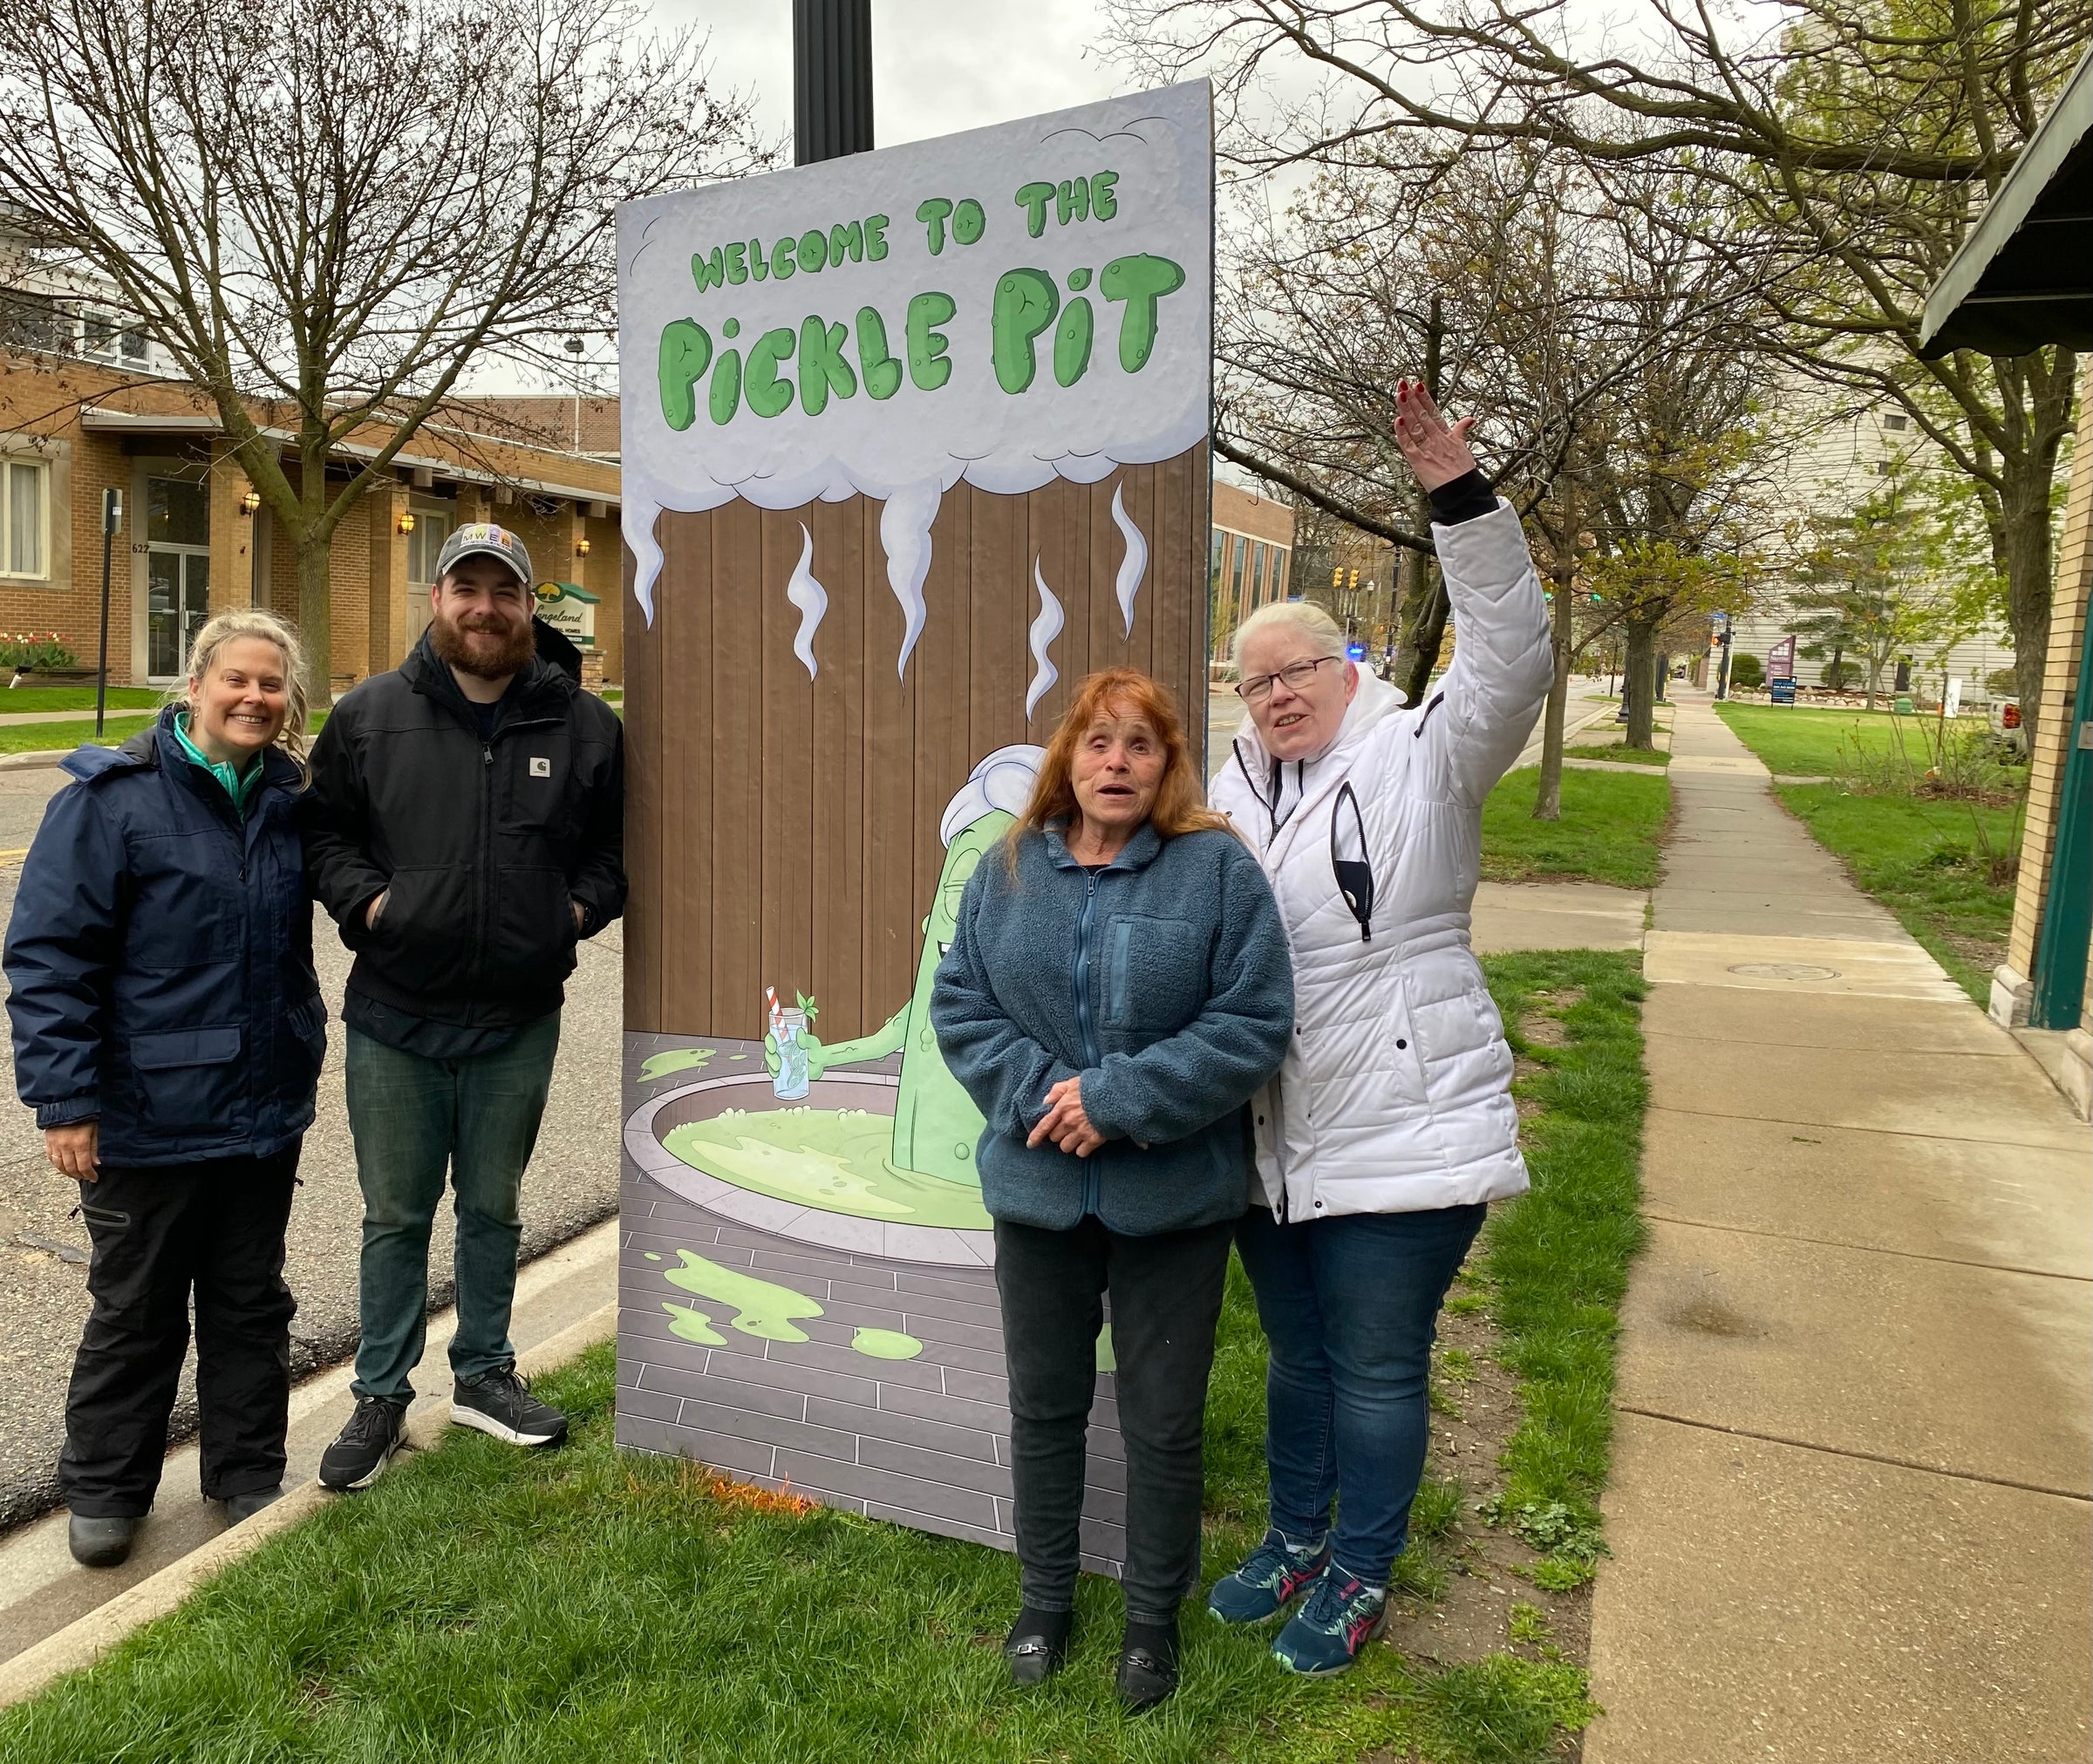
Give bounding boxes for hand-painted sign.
[615,85,1213,1576]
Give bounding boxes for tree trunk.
[296,450,335,712]
[1624,616,1657,751]
[1399,565,1450,711]
[2001,482,2056,754]
[1531,549,1576,821]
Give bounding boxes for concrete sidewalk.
[1587,692,2092,1762]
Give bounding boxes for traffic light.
[1332,567,1343,590]
[1348,569,1360,591]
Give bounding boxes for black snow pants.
[60,1148,300,1516]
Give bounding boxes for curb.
[0,1301,618,1712]
[0,752,71,772]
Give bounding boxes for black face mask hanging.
[1331,782,1374,942]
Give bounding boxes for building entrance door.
[146,475,211,680]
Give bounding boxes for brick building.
[0,353,625,694]
[1208,478,1296,662]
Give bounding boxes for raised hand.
[1391,378,1481,494]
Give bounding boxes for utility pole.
[794,0,874,165]
[94,487,121,738]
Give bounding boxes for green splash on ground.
[665,1251,824,1343]
[640,1047,718,1082]
[663,1107,991,1229]
[663,1300,726,1345]
[850,1327,924,1360]
[1097,1325,1117,1373]
[644,1252,661,1262]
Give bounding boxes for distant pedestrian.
[931,668,1293,1712]
[6,611,324,1568]
[303,522,624,1491]
[1207,381,1554,1676]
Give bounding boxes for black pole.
[94,487,120,738]
[1715,619,1733,700]
[794,0,874,165]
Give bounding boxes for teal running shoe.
[1271,1569,1387,1677]
[1207,1528,1332,1625]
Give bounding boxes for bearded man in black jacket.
[303,521,624,1490]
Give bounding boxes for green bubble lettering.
[751,237,768,282]
[916,196,953,255]
[906,291,956,392]
[1053,298,1093,388]
[1067,267,1092,291]
[1054,178,1089,226]
[725,241,748,284]
[856,306,903,400]
[745,326,796,418]
[768,235,797,281]
[708,347,741,426]
[1091,170,1119,221]
[799,315,857,416]
[1015,181,1053,239]
[691,248,728,294]
[657,319,711,432]
[797,228,827,274]
[865,214,890,261]
[952,198,985,246]
[828,219,863,265]
[992,268,1058,394]
[1100,253,1185,373]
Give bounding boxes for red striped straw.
[765,985,782,1036]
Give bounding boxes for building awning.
[1920,47,2093,358]
[535,581,600,603]
[76,407,620,509]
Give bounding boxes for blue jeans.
[344,1015,560,1401]
[1235,1202,1487,1585]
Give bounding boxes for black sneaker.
[318,1395,407,1491]
[451,1367,568,1447]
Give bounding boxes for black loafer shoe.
[1004,1608,1071,1686]
[224,1486,284,1524]
[68,1514,139,1569]
[1115,1644,1179,1712]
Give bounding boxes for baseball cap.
[434,521,533,587]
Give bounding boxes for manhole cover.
[1728,962,1839,981]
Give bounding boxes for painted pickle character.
[769,746,1042,1188]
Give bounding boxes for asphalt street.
[0,760,623,1529]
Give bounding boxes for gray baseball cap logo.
[435,521,533,587]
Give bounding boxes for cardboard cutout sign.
[616,84,1213,1573]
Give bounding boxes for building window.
[1882,412,1909,431]
[1231,535,1247,609]
[1271,546,1290,599]
[1252,541,1271,607]
[407,507,454,585]
[80,309,151,369]
[3,458,49,578]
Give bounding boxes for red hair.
[1011,669,1231,860]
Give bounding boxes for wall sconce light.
[397,511,416,535]
[239,490,261,516]
[575,537,591,558]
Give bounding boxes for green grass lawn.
[1774,784,2022,1005]
[0,715,156,756]
[1,954,1646,1764]
[1566,744,1669,766]
[1483,766,1669,889]
[1714,702,1984,780]
[0,686,166,713]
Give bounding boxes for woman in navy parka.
[5,610,325,1569]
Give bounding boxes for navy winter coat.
[4,711,325,1166]
[931,821,1294,1236]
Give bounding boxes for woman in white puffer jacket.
[1205,381,1554,1677]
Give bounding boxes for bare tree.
[0,0,767,700]
[1108,0,2083,745]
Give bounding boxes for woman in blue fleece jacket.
[931,667,1292,1712]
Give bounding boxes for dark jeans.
[1235,1202,1487,1585]
[344,1013,559,1401]
[992,1213,1234,1624]
[61,1149,300,1517]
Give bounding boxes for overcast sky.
[652,0,1133,151]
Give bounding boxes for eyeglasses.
[1237,655,1340,705]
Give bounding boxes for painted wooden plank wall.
[624,444,1210,1041]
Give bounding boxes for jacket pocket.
[498,732,577,834]
[277,995,327,1106]
[376,866,475,991]
[126,1025,244,1135]
[491,864,577,989]
[1101,914,1200,1033]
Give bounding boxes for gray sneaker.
[318,1395,406,1491]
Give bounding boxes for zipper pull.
[483,745,493,766]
